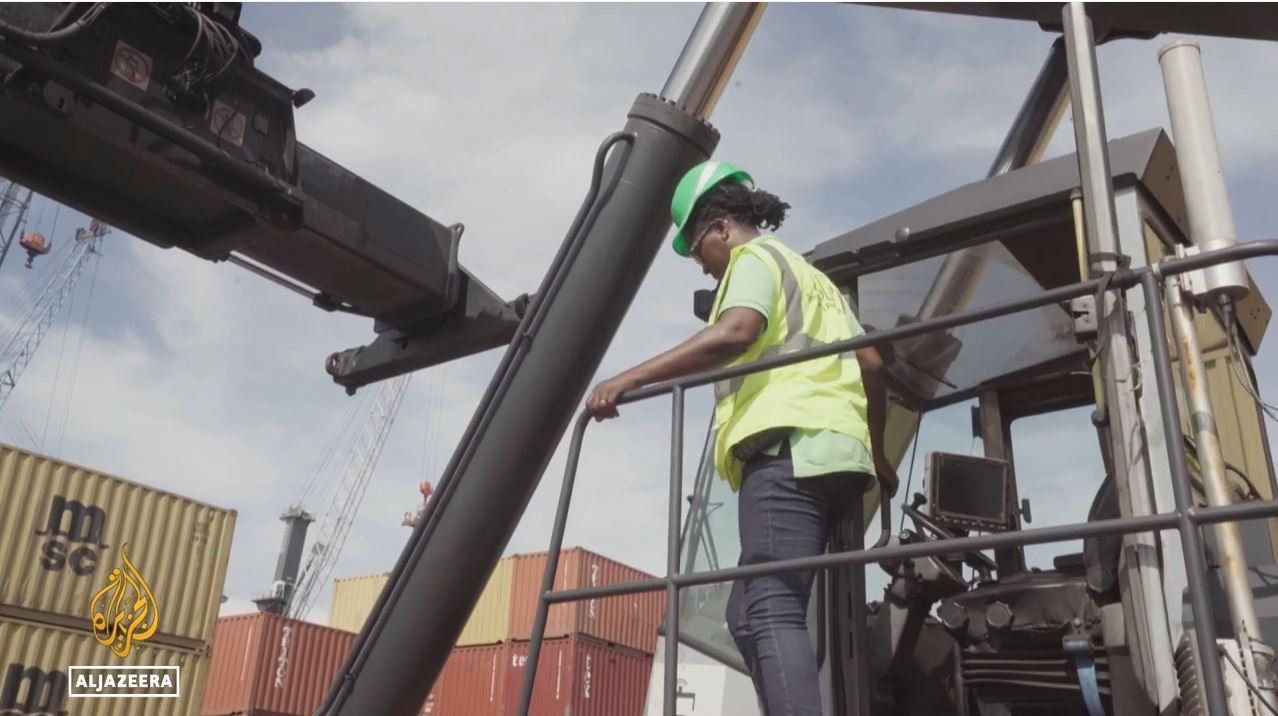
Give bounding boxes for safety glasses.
[688,219,719,265]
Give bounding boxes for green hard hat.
[670,160,752,257]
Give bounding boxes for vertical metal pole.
[1141,271,1231,716]
[1167,275,1278,709]
[1062,2,1178,707]
[665,387,685,716]
[517,414,592,716]
[1062,3,1121,258]
[845,502,871,716]
[978,391,1024,575]
[660,3,766,120]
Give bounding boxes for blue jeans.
[725,446,870,716]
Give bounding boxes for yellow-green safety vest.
[709,236,871,491]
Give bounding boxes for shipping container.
[0,443,236,650]
[420,643,507,716]
[328,572,387,634]
[459,556,513,646]
[0,614,209,716]
[201,613,355,716]
[329,558,513,645]
[507,635,653,716]
[510,549,664,653]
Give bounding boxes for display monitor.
[925,452,1013,533]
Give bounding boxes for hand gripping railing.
[515,240,1278,716]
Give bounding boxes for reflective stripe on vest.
[713,242,809,401]
[708,236,871,490]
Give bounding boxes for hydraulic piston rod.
[314,5,758,715]
[914,37,1069,324]
[1062,2,1182,710]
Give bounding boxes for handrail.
[613,239,1278,406]
[515,240,1278,716]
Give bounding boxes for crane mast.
[0,220,106,412]
[287,373,411,619]
[0,180,32,271]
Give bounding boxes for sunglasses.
[688,219,720,263]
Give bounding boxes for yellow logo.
[88,544,159,658]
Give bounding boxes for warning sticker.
[111,41,152,91]
[210,101,247,147]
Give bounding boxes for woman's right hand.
[874,452,899,498]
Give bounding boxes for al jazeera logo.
[68,544,181,699]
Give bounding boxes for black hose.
[0,3,107,46]
[47,3,83,32]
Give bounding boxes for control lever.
[902,493,997,581]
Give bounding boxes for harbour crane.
[253,373,412,619]
[0,219,107,413]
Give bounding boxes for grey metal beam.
[866,3,1278,44]
[978,390,1025,575]
[912,38,1068,355]
[1139,269,1232,716]
[1062,2,1178,709]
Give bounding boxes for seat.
[1046,475,1122,600]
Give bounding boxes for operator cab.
[878,449,1122,716]
[672,127,1278,716]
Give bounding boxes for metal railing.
[515,239,1278,716]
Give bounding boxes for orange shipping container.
[420,643,507,716]
[506,635,653,716]
[509,548,664,653]
[201,613,355,716]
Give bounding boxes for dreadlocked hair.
[690,182,791,233]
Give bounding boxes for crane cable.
[39,267,76,452]
[296,390,371,507]
[1,404,39,447]
[54,244,102,456]
[36,205,68,449]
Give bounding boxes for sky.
[2,3,1277,627]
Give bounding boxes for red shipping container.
[509,548,664,653]
[202,612,356,716]
[506,635,653,716]
[421,643,508,716]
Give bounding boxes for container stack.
[200,612,356,716]
[0,442,237,716]
[324,547,663,715]
[328,554,514,645]
[421,547,664,716]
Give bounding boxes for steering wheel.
[901,494,998,580]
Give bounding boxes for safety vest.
[709,236,871,490]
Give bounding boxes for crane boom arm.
[0,3,524,392]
